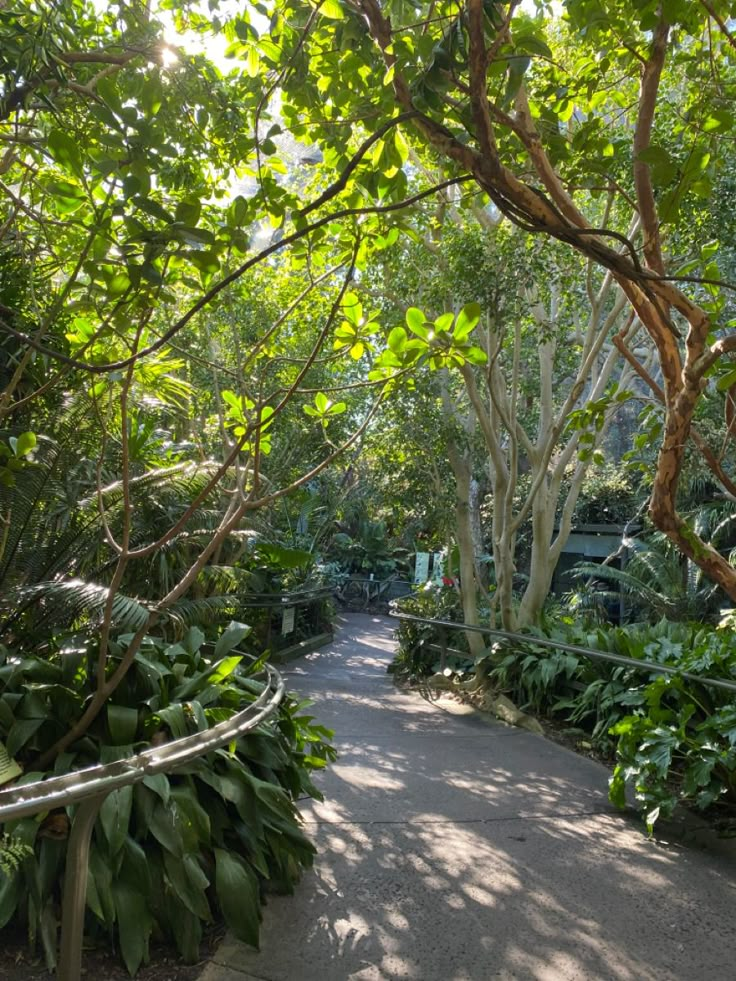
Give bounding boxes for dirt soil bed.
[0,925,224,981]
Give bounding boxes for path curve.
[201,614,736,981]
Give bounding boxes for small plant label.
[281,607,296,635]
[414,552,430,584]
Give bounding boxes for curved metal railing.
[389,609,736,694]
[0,651,286,981]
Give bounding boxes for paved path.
[200,614,736,981]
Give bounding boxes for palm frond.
[571,560,673,615]
[163,595,241,636]
[3,578,151,633]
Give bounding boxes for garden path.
[199,613,736,981]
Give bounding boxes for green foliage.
[389,585,467,681]
[0,621,334,974]
[0,834,32,877]
[491,615,736,827]
[392,593,736,828]
[370,303,486,384]
[571,533,726,623]
[330,516,406,577]
[573,464,639,526]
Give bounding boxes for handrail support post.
[57,792,107,981]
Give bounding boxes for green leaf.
[142,773,170,804]
[228,195,248,227]
[387,326,407,353]
[454,302,482,340]
[98,785,133,858]
[148,801,184,856]
[170,784,211,845]
[163,850,211,921]
[156,703,188,738]
[208,655,243,685]
[6,718,43,756]
[14,432,36,457]
[88,846,115,928]
[464,346,488,365]
[175,198,202,225]
[214,621,251,658]
[406,308,427,335]
[0,869,20,929]
[319,0,344,18]
[47,129,83,178]
[214,847,261,947]
[107,704,139,744]
[133,195,174,223]
[87,844,115,928]
[112,880,152,976]
[716,367,736,392]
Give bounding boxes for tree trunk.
[447,442,486,659]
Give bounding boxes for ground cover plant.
[391,590,736,831]
[0,620,335,976]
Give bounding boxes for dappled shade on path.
[202,615,736,981]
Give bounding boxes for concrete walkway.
[200,614,736,981]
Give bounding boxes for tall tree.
[262,0,736,598]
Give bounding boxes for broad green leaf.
[112,880,152,976]
[0,870,20,929]
[156,703,188,738]
[148,801,184,857]
[98,785,133,858]
[163,850,211,921]
[6,718,44,756]
[214,621,252,658]
[319,0,344,18]
[170,784,211,844]
[208,655,243,685]
[464,346,488,365]
[387,326,407,353]
[14,432,36,457]
[170,902,202,962]
[214,847,261,947]
[454,303,482,340]
[89,847,115,927]
[406,307,426,334]
[107,704,139,744]
[47,129,83,177]
[142,773,170,804]
[175,198,202,225]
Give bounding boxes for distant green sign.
[414,552,430,583]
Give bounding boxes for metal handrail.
[236,586,333,608]
[0,651,286,981]
[389,610,736,695]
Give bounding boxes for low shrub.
[390,595,736,829]
[0,621,334,975]
[388,585,467,681]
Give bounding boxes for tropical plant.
[389,585,469,682]
[0,620,334,975]
[571,534,726,624]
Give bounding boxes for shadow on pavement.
[207,614,736,981]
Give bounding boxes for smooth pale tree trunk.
[447,440,487,659]
[469,475,488,590]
